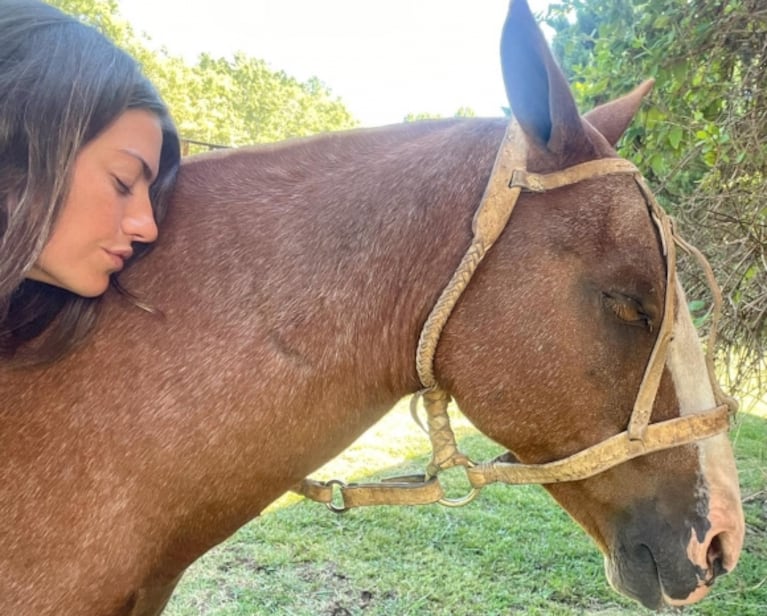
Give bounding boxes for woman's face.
[26,109,163,297]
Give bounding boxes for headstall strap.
[294,117,734,511]
[626,177,678,441]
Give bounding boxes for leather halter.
[295,119,733,511]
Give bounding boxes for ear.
[584,79,655,146]
[500,0,587,155]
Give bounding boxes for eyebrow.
[120,149,159,183]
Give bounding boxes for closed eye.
[113,175,133,196]
[602,291,654,332]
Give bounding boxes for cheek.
[56,182,120,240]
[68,168,118,214]
[36,190,120,278]
[441,285,616,461]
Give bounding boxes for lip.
[104,248,132,270]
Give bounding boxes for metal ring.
[325,479,349,514]
[438,487,480,508]
[435,461,480,508]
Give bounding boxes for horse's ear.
[500,0,586,155]
[584,79,655,146]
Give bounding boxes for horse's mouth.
[607,543,717,611]
[632,545,665,610]
[606,544,693,611]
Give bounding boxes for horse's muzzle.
[604,496,739,610]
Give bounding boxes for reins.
[294,119,734,512]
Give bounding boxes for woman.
[0,0,181,365]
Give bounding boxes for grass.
[165,397,767,616]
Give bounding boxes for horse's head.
[436,0,744,609]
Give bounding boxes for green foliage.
[48,0,123,36]
[49,0,357,152]
[404,107,477,123]
[159,53,355,148]
[547,0,767,388]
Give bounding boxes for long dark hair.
[0,0,180,365]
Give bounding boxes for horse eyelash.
[602,292,654,331]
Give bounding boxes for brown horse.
[0,1,744,614]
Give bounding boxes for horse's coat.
[0,1,743,614]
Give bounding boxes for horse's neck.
[96,119,508,517]
[0,120,508,558]
[175,120,505,404]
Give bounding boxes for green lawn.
[166,398,766,616]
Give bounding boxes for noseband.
[296,119,734,511]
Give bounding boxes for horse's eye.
[602,292,654,332]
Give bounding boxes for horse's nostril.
[705,534,726,585]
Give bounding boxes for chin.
[71,276,112,298]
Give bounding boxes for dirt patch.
[293,562,384,615]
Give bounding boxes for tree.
[181,54,354,147]
[403,107,477,123]
[50,0,357,151]
[547,0,766,388]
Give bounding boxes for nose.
[678,439,745,602]
[666,515,744,607]
[690,517,742,585]
[704,534,727,583]
[122,189,159,243]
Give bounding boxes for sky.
[117,0,553,127]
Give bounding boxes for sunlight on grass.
[724,354,765,417]
[740,390,766,418]
[264,397,491,515]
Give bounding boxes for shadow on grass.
[166,411,767,616]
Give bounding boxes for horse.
[0,1,744,614]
